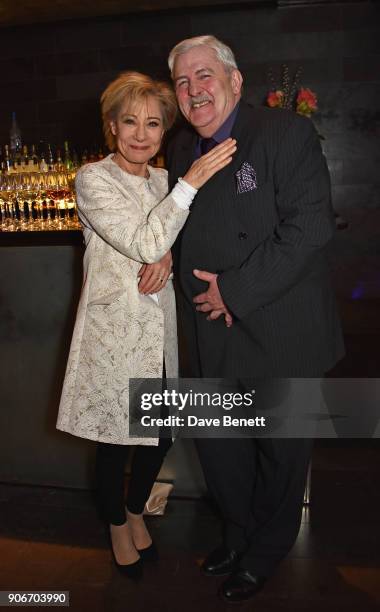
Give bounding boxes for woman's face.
[110,95,164,175]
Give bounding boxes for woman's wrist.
[171,178,198,210]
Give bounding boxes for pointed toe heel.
[137,541,159,562]
[113,555,143,581]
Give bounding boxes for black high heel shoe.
[137,541,159,562]
[107,527,143,581]
[111,550,143,580]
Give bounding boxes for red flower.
[296,88,318,117]
[267,90,284,108]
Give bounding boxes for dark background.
[1,0,379,311]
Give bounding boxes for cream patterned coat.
[56,155,189,445]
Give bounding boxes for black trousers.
[96,437,172,525]
[179,299,314,576]
[196,437,312,577]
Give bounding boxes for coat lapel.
[169,127,197,190]
[170,101,265,199]
[193,101,262,202]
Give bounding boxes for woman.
[56,71,236,579]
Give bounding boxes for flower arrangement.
[267,65,345,227]
[266,65,318,118]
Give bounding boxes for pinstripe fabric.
[167,101,344,377]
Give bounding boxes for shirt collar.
[195,101,240,157]
[211,101,240,143]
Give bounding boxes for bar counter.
[0,230,204,495]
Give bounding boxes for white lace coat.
[56,155,189,445]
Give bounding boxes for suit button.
[238,232,248,240]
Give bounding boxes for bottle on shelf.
[9,112,22,157]
[0,146,5,175]
[3,145,13,173]
[27,146,34,169]
[55,149,64,172]
[29,144,40,171]
[63,141,73,171]
[13,149,23,173]
[21,145,29,171]
[47,144,54,171]
[39,153,48,173]
[72,149,79,170]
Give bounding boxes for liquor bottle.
[72,149,79,170]
[39,154,48,172]
[63,141,73,171]
[89,149,96,163]
[32,144,39,165]
[55,149,64,172]
[21,145,29,171]
[13,150,22,173]
[9,112,22,157]
[0,147,7,176]
[97,147,104,160]
[4,145,13,173]
[28,144,39,171]
[47,144,54,171]
[37,140,45,159]
[27,146,34,168]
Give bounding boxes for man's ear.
[231,69,243,95]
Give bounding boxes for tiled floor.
[1,442,380,611]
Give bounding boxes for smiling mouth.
[192,100,211,109]
[130,145,149,150]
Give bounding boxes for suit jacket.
[57,155,189,445]
[167,101,344,377]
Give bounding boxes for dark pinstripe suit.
[167,101,344,575]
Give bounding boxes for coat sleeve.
[217,115,335,319]
[75,165,189,263]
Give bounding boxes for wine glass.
[2,174,19,231]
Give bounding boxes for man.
[166,35,344,603]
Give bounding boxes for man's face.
[173,45,242,137]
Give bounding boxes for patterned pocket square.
[235,161,258,194]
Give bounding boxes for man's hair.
[100,71,177,151]
[168,35,238,76]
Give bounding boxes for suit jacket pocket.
[235,180,273,204]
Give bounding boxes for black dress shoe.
[201,547,241,576]
[137,541,159,562]
[219,569,266,603]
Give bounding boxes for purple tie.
[200,137,218,155]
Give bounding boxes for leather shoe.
[137,541,159,562]
[107,526,143,581]
[113,556,143,581]
[201,546,241,576]
[219,569,266,603]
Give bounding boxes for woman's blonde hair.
[101,71,177,151]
